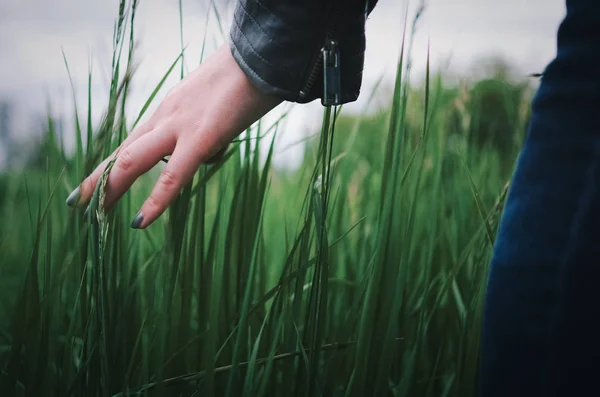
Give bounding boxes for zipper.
[297,1,342,106]
[321,40,341,106]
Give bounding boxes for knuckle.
[116,149,134,172]
[163,91,182,113]
[166,103,180,118]
[164,123,179,138]
[154,121,178,140]
[147,194,161,210]
[158,170,179,189]
[188,118,203,133]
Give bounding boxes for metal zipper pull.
[322,39,341,107]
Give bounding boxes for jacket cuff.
[229,0,370,105]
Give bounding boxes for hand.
[65,44,282,228]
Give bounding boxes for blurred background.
[0,0,565,170]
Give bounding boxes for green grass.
[0,1,531,396]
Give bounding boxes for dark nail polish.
[66,187,81,207]
[131,211,144,229]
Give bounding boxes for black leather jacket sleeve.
[229,0,379,106]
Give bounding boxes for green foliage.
[0,2,526,396]
[467,78,527,154]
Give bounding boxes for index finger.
[67,120,156,207]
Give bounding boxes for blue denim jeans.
[480,1,600,396]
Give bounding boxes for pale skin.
[67,44,282,229]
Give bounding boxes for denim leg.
[480,1,600,396]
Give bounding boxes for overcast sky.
[0,0,566,168]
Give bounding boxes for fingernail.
[66,187,81,207]
[131,211,144,229]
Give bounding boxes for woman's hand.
[65,44,282,229]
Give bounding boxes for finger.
[102,128,177,210]
[131,140,203,229]
[68,121,155,207]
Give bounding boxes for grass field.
[0,2,533,396]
